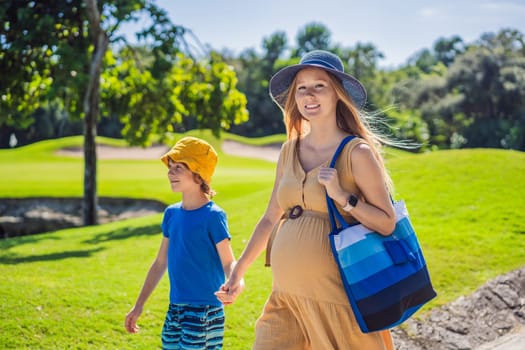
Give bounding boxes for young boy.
[125,136,241,349]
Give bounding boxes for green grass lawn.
[1,133,524,349]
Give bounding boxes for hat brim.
[160,137,218,184]
[269,63,367,110]
[161,153,214,183]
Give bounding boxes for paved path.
[221,140,280,162]
[56,141,281,162]
[476,326,525,350]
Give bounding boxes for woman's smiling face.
[294,67,338,120]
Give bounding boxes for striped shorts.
[161,303,225,350]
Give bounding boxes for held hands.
[215,276,245,305]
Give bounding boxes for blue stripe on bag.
[333,232,437,331]
[355,267,434,312]
[341,249,399,282]
[333,216,417,262]
[359,283,438,330]
[326,135,436,333]
[336,232,421,277]
[344,256,428,299]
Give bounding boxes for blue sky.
[120,0,525,68]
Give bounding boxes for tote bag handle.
[325,135,395,232]
[325,135,355,232]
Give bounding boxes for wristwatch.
[342,194,359,212]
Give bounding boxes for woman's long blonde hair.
[280,71,394,192]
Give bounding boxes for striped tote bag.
[326,136,436,333]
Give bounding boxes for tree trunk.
[83,79,99,226]
[0,125,14,148]
[83,0,108,225]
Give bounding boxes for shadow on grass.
[0,222,161,264]
[83,223,161,244]
[0,247,105,264]
[0,231,62,250]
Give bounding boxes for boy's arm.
[125,237,169,333]
[215,239,243,304]
[216,239,236,278]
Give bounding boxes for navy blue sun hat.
[269,50,367,110]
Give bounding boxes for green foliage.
[293,22,332,57]
[1,0,250,225]
[390,28,525,150]
[100,48,249,147]
[1,1,247,147]
[433,35,466,67]
[5,7,524,153]
[183,52,249,138]
[341,42,384,84]
[0,137,524,348]
[0,0,88,125]
[228,34,287,137]
[384,108,430,150]
[228,22,387,137]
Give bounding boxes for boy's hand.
[125,306,142,333]
[214,290,234,305]
[215,279,245,305]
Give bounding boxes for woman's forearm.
[233,216,276,278]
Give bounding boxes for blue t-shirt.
[161,201,230,306]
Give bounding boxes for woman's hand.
[215,275,245,305]
[318,167,346,206]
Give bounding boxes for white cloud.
[419,7,441,18]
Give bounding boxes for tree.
[83,0,109,225]
[336,43,385,109]
[447,36,525,149]
[230,32,287,136]
[342,43,384,81]
[1,1,82,134]
[392,29,525,150]
[169,52,248,138]
[405,36,465,75]
[1,1,248,224]
[293,22,332,57]
[433,35,465,67]
[407,48,438,74]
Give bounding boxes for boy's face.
[167,159,198,193]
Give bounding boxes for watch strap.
[342,194,358,212]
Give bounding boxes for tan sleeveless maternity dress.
[253,138,394,350]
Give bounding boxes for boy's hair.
[192,172,216,198]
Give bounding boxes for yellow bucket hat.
[160,137,218,183]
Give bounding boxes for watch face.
[349,195,359,207]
